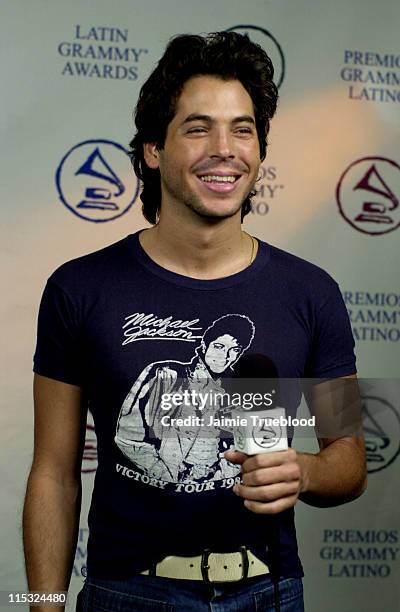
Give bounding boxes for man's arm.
[225,376,367,513]
[297,375,367,507]
[23,374,88,610]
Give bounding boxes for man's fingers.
[227,448,303,514]
[240,464,301,487]
[242,494,299,515]
[224,450,248,464]
[240,448,298,473]
[234,481,300,503]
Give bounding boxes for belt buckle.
[201,546,250,584]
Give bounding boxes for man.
[24,32,367,611]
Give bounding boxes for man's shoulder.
[47,235,132,294]
[267,243,338,288]
[264,242,342,308]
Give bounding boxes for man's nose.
[209,128,235,159]
[224,347,236,362]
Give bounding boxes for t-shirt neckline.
[125,230,269,290]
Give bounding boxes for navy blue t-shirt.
[33,231,356,579]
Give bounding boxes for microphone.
[233,352,278,376]
[230,353,288,455]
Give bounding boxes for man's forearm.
[297,438,367,507]
[23,470,81,610]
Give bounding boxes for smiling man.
[143,76,260,221]
[24,32,366,612]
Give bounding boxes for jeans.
[76,573,304,611]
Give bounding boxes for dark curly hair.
[201,314,255,354]
[129,31,278,224]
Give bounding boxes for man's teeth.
[200,175,237,183]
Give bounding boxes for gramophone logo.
[56,139,140,222]
[252,419,282,450]
[336,157,400,235]
[226,25,285,88]
[362,396,400,473]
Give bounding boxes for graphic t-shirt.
[33,231,356,579]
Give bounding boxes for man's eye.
[236,127,253,134]
[187,127,207,134]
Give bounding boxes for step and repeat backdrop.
[1,0,399,610]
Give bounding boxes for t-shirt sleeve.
[33,279,84,386]
[306,281,356,378]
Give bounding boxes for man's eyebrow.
[181,114,256,126]
[181,114,212,125]
[232,115,256,125]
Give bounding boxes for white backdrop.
[1,1,399,610]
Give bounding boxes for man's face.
[204,334,242,373]
[144,75,261,220]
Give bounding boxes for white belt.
[140,548,269,583]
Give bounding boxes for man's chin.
[186,200,243,220]
[208,365,226,373]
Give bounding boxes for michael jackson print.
[115,314,255,484]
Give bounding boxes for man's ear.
[143,143,160,169]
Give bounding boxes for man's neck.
[138,215,257,280]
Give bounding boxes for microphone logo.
[252,419,283,450]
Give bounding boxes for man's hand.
[224,449,306,514]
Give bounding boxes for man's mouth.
[199,175,238,183]
[210,359,227,366]
[196,173,241,193]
